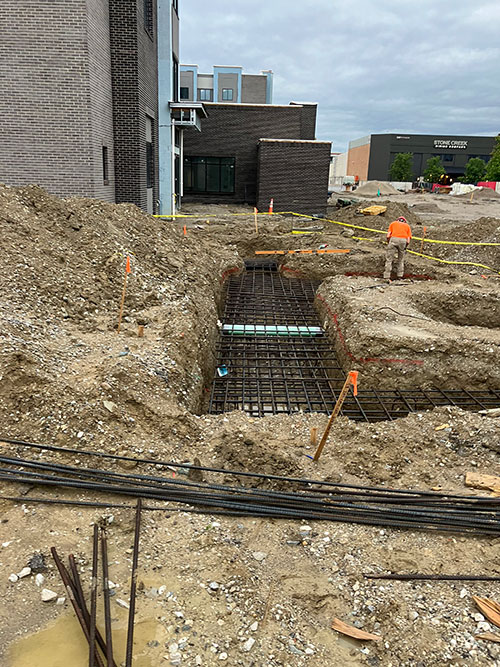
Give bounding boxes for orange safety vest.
[387,220,412,241]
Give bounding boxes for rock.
[8,573,18,583]
[299,525,312,535]
[41,588,58,602]
[473,613,485,622]
[17,567,31,579]
[209,581,220,591]
[242,637,255,652]
[103,400,117,413]
[195,657,202,666]
[35,573,45,587]
[408,610,419,621]
[219,653,228,661]
[56,597,66,606]
[249,621,259,632]
[251,552,267,562]
[27,552,47,572]
[116,598,130,609]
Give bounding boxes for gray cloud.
[180,1,500,151]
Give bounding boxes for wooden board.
[359,205,387,216]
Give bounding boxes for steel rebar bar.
[100,528,114,667]
[125,499,142,667]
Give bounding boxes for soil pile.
[456,187,500,200]
[354,181,400,196]
[327,200,423,231]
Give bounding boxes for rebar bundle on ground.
[1,438,499,536]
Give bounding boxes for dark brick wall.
[87,0,115,202]
[182,103,318,205]
[0,0,94,197]
[109,0,159,212]
[256,140,331,215]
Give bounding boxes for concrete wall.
[183,103,318,205]
[0,0,94,197]
[257,139,331,215]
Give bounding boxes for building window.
[102,146,109,185]
[440,154,453,162]
[222,88,233,101]
[180,87,190,100]
[198,89,213,102]
[184,157,235,194]
[144,0,153,35]
[146,117,154,190]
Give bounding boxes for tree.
[423,156,445,183]
[485,135,500,181]
[460,158,486,185]
[389,153,413,181]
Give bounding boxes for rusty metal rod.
[100,528,114,667]
[51,547,105,667]
[89,524,99,667]
[67,554,115,667]
[125,499,142,667]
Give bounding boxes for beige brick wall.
[347,142,370,181]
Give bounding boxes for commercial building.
[347,134,496,182]
[180,65,273,104]
[0,0,184,215]
[182,102,331,215]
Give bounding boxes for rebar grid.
[208,267,500,420]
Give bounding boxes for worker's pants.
[383,237,407,279]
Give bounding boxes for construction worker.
[383,216,412,281]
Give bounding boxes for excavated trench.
[208,262,500,422]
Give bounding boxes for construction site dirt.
[1,183,500,666]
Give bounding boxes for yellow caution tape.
[154,210,500,247]
[406,249,500,275]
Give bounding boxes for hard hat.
[397,216,407,222]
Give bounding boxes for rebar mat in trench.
[208,266,500,421]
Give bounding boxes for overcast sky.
[180,0,500,152]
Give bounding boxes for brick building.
[0,0,180,214]
[182,102,331,214]
[180,65,273,104]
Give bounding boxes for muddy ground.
[0,184,500,666]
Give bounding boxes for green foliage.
[485,136,500,181]
[389,153,413,181]
[459,158,486,185]
[423,156,446,183]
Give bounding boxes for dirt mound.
[327,200,423,231]
[354,180,400,196]
[456,187,500,200]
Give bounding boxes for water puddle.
[8,610,165,667]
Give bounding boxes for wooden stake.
[310,427,318,448]
[137,324,144,338]
[117,256,131,334]
[313,371,358,462]
[254,207,259,234]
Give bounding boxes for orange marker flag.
[348,370,358,396]
[125,256,131,273]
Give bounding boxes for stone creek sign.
[433,140,468,149]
